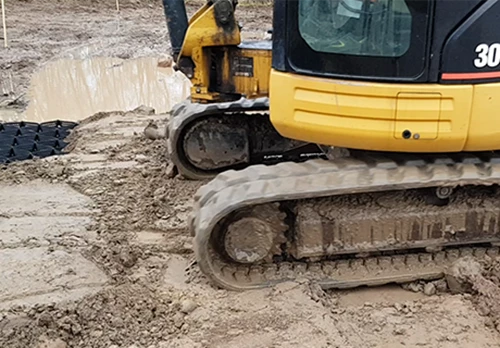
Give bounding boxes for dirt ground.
[2,1,500,348]
[0,0,272,109]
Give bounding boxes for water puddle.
[1,56,191,123]
[0,108,23,122]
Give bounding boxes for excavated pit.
[1,55,190,164]
[1,56,190,123]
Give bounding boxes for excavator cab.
[270,0,500,154]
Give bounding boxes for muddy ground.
[1,1,500,348]
[0,0,272,109]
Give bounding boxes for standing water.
[0,56,191,123]
[0,55,191,163]
[24,56,191,122]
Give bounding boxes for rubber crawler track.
[166,97,270,180]
[0,121,77,163]
[190,151,500,290]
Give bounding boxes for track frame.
[190,152,500,290]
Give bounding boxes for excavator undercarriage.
[166,97,324,179]
[191,152,500,290]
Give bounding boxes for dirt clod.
[157,55,174,68]
[180,299,197,314]
[424,282,437,296]
[144,120,164,140]
[119,248,139,268]
[445,256,483,294]
[433,278,449,293]
[444,257,500,333]
[402,281,423,293]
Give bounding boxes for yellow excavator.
[162,0,500,290]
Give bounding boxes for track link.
[190,151,500,290]
[166,97,322,179]
[0,120,77,163]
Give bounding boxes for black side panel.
[441,0,500,83]
[428,0,484,82]
[271,0,286,71]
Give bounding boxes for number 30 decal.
[475,43,500,68]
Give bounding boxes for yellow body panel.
[178,2,272,103]
[232,48,272,98]
[188,3,210,25]
[179,2,240,101]
[269,70,500,153]
[464,83,500,151]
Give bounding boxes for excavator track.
[166,97,324,179]
[190,151,500,290]
[0,120,77,163]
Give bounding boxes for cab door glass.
[298,0,413,57]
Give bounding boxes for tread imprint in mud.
[191,152,500,290]
[0,120,78,163]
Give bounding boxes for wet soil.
[1,1,500,348]
[0,100,499,348]
[444,256,500,332]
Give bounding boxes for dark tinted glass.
[287,0,432,80]
[299,0,412,57]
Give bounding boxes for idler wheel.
[223,204,288,264]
